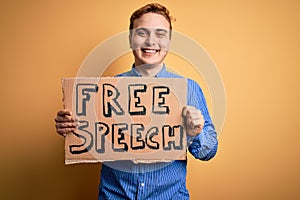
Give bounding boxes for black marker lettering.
[130,124,145,150]
[152,86,170,114]
[103,83,124,117]
[145,126,159,149]
[128,84,147,115]
[95,122,109,153]
[112,123,128,152]
[69,121,93,154]
[162,125,184,150]
[76,84,98,116]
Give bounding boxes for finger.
[57,127,76,136]
[56,122,78,129]
[186,111,204,125]
[187,118,203,129]
[55,115,77,123]
[186,112,202,122]
[182,106,188,117]
[183,106,202,117]
[186,109,202,117]
[189,127,202,136]
[185,110,203,121]
[187,120,204,137]
[57,109,73,117]
[182,105,198,116]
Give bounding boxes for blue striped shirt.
[98,65,218,200]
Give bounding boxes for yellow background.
[0,0,299,199]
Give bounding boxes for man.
[55,3,218,199]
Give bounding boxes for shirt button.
[140,183,145,187]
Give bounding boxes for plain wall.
[0,0,299,199]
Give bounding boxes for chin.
[140,61,162,66]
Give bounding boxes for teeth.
[143,49,157,53]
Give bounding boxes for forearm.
[188,124,218,161]
[186,79,218,160]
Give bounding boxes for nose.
[145,32,157,46]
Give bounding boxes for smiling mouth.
[141,48,160,54]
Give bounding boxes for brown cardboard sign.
[62,77,187,164]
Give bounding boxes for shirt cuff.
[186,135,195,146]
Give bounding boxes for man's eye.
[156,32,167,38]
[137,31,147,36]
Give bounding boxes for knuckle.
[63,128,69,133]
[57,110,64,116]
[61,129,67,134]
[57,128,64,135]
[66,116,72,122]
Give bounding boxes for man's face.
[130,13,171,67]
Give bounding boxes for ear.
[129,33,133,49]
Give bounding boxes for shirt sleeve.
[187,79,218,161]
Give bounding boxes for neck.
[134,63,164,77]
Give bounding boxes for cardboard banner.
[62,77,187,164]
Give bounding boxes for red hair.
[129,3,175,31]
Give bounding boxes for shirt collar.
[130,64,167,77]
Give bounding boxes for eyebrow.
[134,27,168,33]
[155,28,168,33]
[135,28,148,32]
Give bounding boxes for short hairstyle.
[129,3,174,31]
